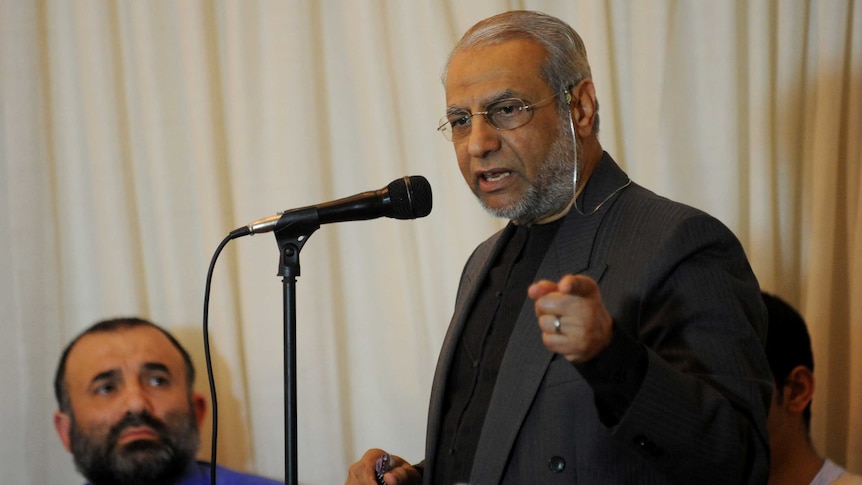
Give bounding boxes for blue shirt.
[86,461,283,485]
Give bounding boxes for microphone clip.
[273,207,321,278]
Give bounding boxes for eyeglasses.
[437,91,566,142]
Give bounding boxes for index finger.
[558,274,598,296]
[528,279,559,300]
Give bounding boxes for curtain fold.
[1,1,859,483]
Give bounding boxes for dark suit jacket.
[423,153,772,484]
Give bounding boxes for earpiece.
[565,92,572,104]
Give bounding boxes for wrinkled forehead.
[444,39,550,107]
[65,326,188,388]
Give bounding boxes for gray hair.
[442,10,599,132]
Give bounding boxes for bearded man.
[346,10,772,485]
[53,317,281,485]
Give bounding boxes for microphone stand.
[272,209,321,485]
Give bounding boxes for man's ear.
[784,365,816,414]
[54,410,73,452]
[568,78,598,138]
[192,391,207,429]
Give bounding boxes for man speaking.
[347,10,771,485]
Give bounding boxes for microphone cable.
[203,232,244,485]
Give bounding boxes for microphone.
[230,175,433,238]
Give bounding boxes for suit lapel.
[424,224,515,483]
[469,153,630,484]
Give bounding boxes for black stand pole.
[273,210,320,485]
[281,245,299,485]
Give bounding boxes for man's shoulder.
[618,181,713,222]
[812,459,862,485]
[179,461,284,485]
[832,470,862,485]
[609,180,741,247]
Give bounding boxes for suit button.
[548,456,566,473]
[633,434,664,457]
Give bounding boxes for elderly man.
[53,317,281,485]
[347,10,771,485]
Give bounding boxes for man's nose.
[122,382,154,414]
[466,115,502,158]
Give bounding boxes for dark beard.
[69,407,200,485]
[481,113,579,225]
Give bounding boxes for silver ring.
[553,316,562,333]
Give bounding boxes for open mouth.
[481,170,512,182]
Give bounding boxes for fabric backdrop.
[1,1,859,483]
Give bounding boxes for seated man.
[763,293,862,485]
[53,316,282,485]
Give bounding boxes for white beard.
[480,113,580,225]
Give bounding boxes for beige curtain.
[1,1,859,483]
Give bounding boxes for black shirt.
[432,219,563,485]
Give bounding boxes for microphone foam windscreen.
[387,175,433,219]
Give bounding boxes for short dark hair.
[762,292,814,428]
[53,317,196,413]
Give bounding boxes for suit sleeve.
[594,211,772,485]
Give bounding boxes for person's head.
[53,317,206,485]
[762,292,816,458]
[439,10,602,225]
